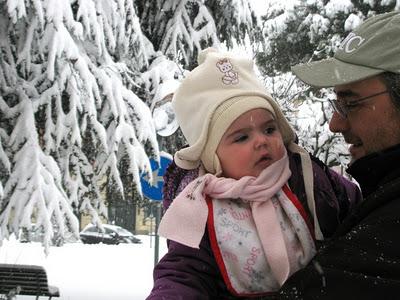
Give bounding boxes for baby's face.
[216,108,285,179]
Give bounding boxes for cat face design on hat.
[216,59,239,85]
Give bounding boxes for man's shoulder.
[343,175,400,226]
[361,177,400,223]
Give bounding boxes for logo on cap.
[339,32,365,53]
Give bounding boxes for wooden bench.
[0,263,59,299]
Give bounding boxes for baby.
[148,48,361,299]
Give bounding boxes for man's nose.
[329,111,349,133]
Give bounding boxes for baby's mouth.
[257,155,271,164]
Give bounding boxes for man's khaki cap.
[292,11,400,87]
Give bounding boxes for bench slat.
[0,263,60,298]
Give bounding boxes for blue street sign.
[140,152,172,201]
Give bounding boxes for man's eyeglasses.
[328,90,389,118]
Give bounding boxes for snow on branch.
[0,95,79,251]
[0,0,158,247]
[158,0,219,65]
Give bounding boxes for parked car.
[79,224,142,245]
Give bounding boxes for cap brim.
[291,57,385,88]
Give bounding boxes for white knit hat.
[173,48,296,172]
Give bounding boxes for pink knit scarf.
[158,152,293,285]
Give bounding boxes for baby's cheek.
[272,137,286,158]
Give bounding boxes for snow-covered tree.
[137,0,256,69]
[0,0,161,248]
[0,0,262,248]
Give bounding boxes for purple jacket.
[147,151,362,299]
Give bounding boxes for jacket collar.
[346,143,400,197]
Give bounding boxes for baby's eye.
[233,134,248,143]
[264,126,276,135]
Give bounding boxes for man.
[279,11,400,299]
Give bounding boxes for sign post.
[153,203,162,266]
[140,152,172,266]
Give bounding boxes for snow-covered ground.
[0,235,167,300]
